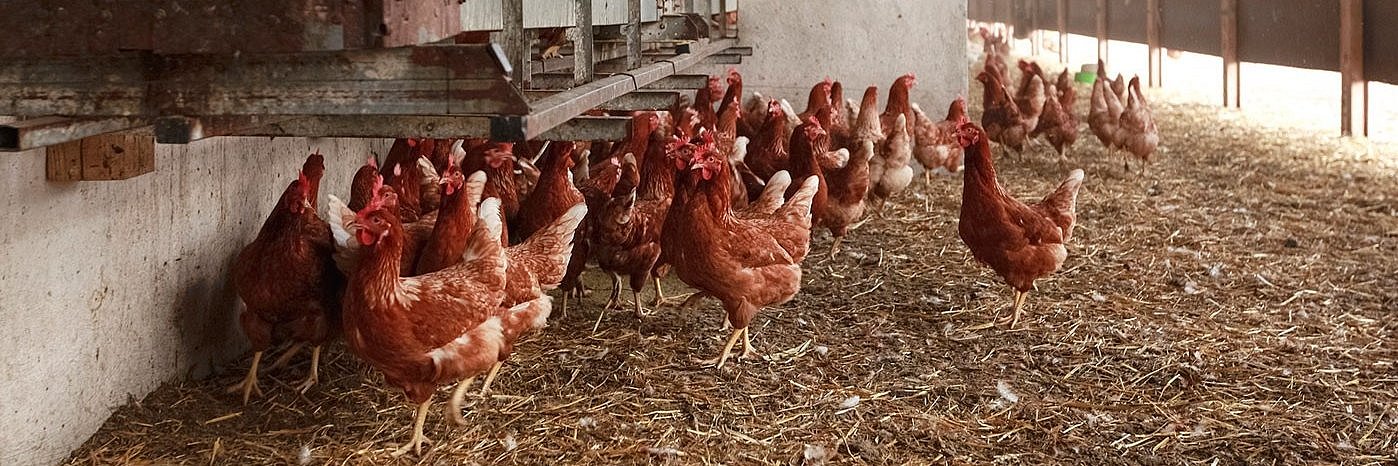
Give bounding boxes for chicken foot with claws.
[391,398,434,457]
[226,351,264,404]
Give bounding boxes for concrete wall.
[696,0,969,117]
[0,137,391,465]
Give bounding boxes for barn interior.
[0,0,1394,464]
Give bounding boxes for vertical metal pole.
[1006,0,1015,53]
[574,0,594,86]
[1095,0,1108,64]
[1340,0,1367,137]
[1031,0,1041,57]
[1147,0,1161,87]
[1057,0,1068,64]
[1221,0,1239,108]
[626,0,641,70]
[502,0,527,85]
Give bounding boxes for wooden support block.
[1147,0,1162,87]
[46,129,154,181]
[1057,0,1068,64]
[1220,0,1240,108]
[1096,0,1108,64]
[1340,0,1367,137]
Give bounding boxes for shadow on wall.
[171,250,243,381]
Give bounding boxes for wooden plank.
[1221,0,1240,107]
[153,116,295,144]
[1058,0,1069,63]
[574,0,595,86]
[2,116,150,151]
[627,0,643,70]
[536,115,631,140]
[503,0,529,84]
[0,45,529,118]
[237,115,493,139]
[1096,0,1108,63]
[1147,0,1162,87]
[1340,0,1366,136]
[523,90,681,111]
[47,128,154,181]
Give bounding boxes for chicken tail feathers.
[511,202,588,288]
[778,175,821,222]
[744,170,792,216]
[326,195,361,274]
[463,171,488,206]
[503,295,553,336]
[1039,169,1085,239]
[464,198,508,273]
[731,136,750,163]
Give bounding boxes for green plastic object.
[1074,71,1096,84]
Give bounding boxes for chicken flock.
[229,29,1157,454]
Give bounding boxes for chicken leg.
[632,289,647,318]
[295,345,322,394]
[739,327,761,360]
[999,290,1029,329]
[268,341,306,371]
[603,272,623,310]
[650,277,673,307]
[392,398,434,457]
[448,377,477,425]
[699,327,746,369]
[226,351,264,404]
[829,236,844,258]
[478,363,502,396]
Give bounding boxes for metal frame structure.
[970,0,1392,137]
[0,1,745,151]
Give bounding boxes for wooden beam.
[1057,0,1068,64]
[537,115,631,140]
[2,116,149,151]
[1340,0,1366,137]
[46,128,154,181]
[153,116,294,144]
[1147,0,1162,87]
[718,0,729,38]
[1096,0,1108,64]
[0,45,529,118]
[522,89,681,111]
[502,0,528,84]
[1221,0,1240,108]
[238,115,492,139]
[626,0,642,70]
[574,0,595,86]
[532,71,711,91]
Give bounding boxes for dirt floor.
[66,63,1398,465]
